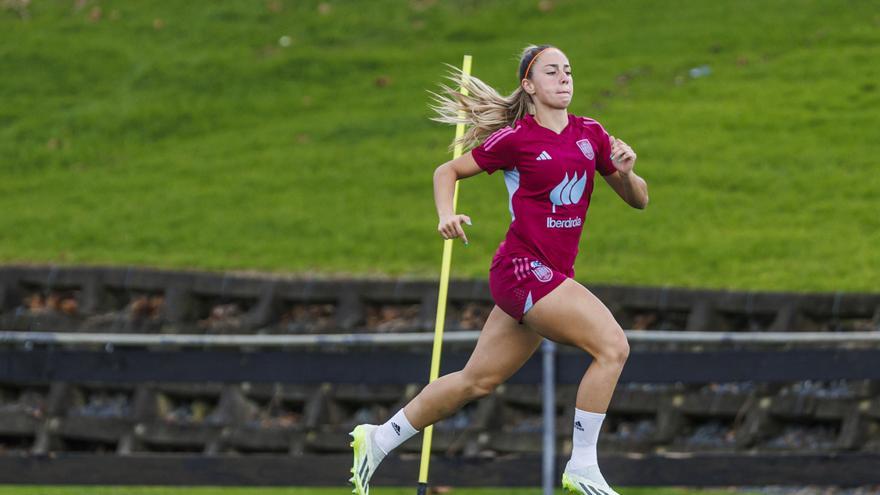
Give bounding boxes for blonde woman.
[350,44,649,495]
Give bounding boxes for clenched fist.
[609,136,637,174]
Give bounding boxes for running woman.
[350,44,648,495]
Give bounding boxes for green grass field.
[1,0,877,292]
[0,487,760,495]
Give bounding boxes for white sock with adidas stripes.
[568,408,606,471]
[373,408,419,456]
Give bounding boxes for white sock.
[567,408,606,471]
[373,408,419,456]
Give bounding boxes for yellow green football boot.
[562,463,621,495]
[349,424,383,495]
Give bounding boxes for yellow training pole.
[417,53,472,495]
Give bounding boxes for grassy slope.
[0,487,759,495]
[0,0,877,291]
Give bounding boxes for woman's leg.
[403,304,544,429]
[522,278,629,413]
[351,305,544,495]
[521,277,628,494]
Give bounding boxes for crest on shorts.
[530,260,553,283]
[576,139,594,160]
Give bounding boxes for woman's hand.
[438,213,472,245]
[610,136,637,175]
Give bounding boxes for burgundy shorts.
[488,252,568,324]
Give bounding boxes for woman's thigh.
[460,305,544,387]
[521,278,626,357]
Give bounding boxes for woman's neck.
[533,108,568,133]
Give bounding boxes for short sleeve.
[471,125,520,175]
[595,125,618,177]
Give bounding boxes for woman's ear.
[521,78,535,95]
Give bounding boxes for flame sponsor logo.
[549,171,587,213]
[530,260,553,283]
[576,139,594,160]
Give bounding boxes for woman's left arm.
[603,136,649,209]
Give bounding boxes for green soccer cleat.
[562,465,621,495]
[348,424,383,495]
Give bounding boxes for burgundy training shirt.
[471,113,617,278]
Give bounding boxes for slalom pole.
[416,53,472,495]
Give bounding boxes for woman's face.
[522,48,573,109]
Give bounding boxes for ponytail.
[428,44,555,152]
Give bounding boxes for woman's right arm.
[433,151,484,244]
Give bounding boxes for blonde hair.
[428,44,556,152]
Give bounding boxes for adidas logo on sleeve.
[536,151,552,160]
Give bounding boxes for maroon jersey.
[471,113,617,278]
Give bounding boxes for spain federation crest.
[576,139,594,160]
[530,260,554,283]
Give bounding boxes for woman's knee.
[602,329,630,366]
[460,370,501,399]
[587,325,630,366]
[612,332,631,364]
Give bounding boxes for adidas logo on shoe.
[536,150,552,160]
[575,420,584,431]
[391,422,401,435]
